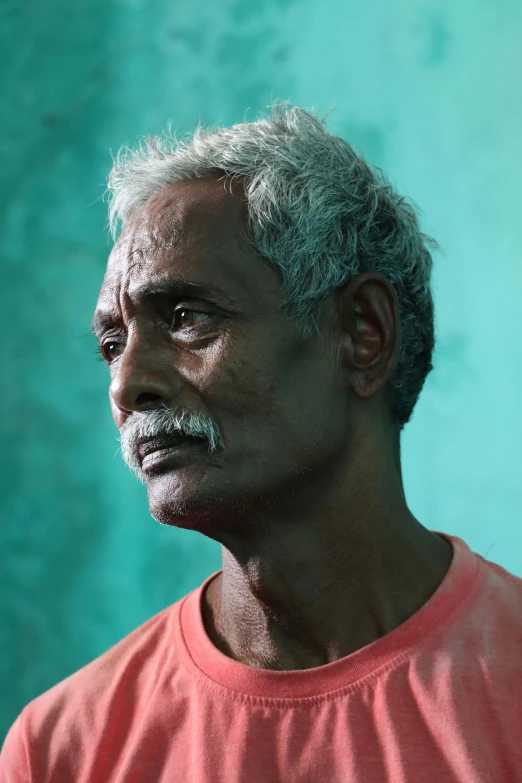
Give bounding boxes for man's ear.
[335,273,401,401]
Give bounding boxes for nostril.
[136,392,162,406]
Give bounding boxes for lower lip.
[141,441,206,474]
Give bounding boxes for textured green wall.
[1,0,521,738]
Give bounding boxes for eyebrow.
[91,277,237,337]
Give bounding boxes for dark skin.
[93,176,453,671]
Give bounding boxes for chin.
[145,473,260,541]
[146,474,223,532]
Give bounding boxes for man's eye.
[97,341,123,363]
[172,308,210,331]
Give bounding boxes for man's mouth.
[137,434,206,464]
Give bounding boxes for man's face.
[93,177,350,536]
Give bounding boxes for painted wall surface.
[1,0,521,738]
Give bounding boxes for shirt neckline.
[178,532,481,700]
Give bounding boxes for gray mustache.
[116,405,223,483]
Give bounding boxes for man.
[1,102,521,782]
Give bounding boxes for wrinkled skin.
[93,177,452,671]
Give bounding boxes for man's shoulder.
[476,552,522,622]
[455,547,522,674]
[1,594,193,779]
[21,596,185,737]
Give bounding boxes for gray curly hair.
[107,101,437,433]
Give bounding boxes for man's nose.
[109,338,182,416]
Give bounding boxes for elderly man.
[1,102,521,782]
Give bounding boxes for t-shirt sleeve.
[0,713,31,783]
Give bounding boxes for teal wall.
[1,0,521,738]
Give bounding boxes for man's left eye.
[172,309,210,331]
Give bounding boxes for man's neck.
[201,510,453,672]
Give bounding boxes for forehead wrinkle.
[96,200,200,329]
[119,211,188,274]
[100,179,268,323]
[119,176,248,271]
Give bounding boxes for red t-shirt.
[1,532,521,782]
